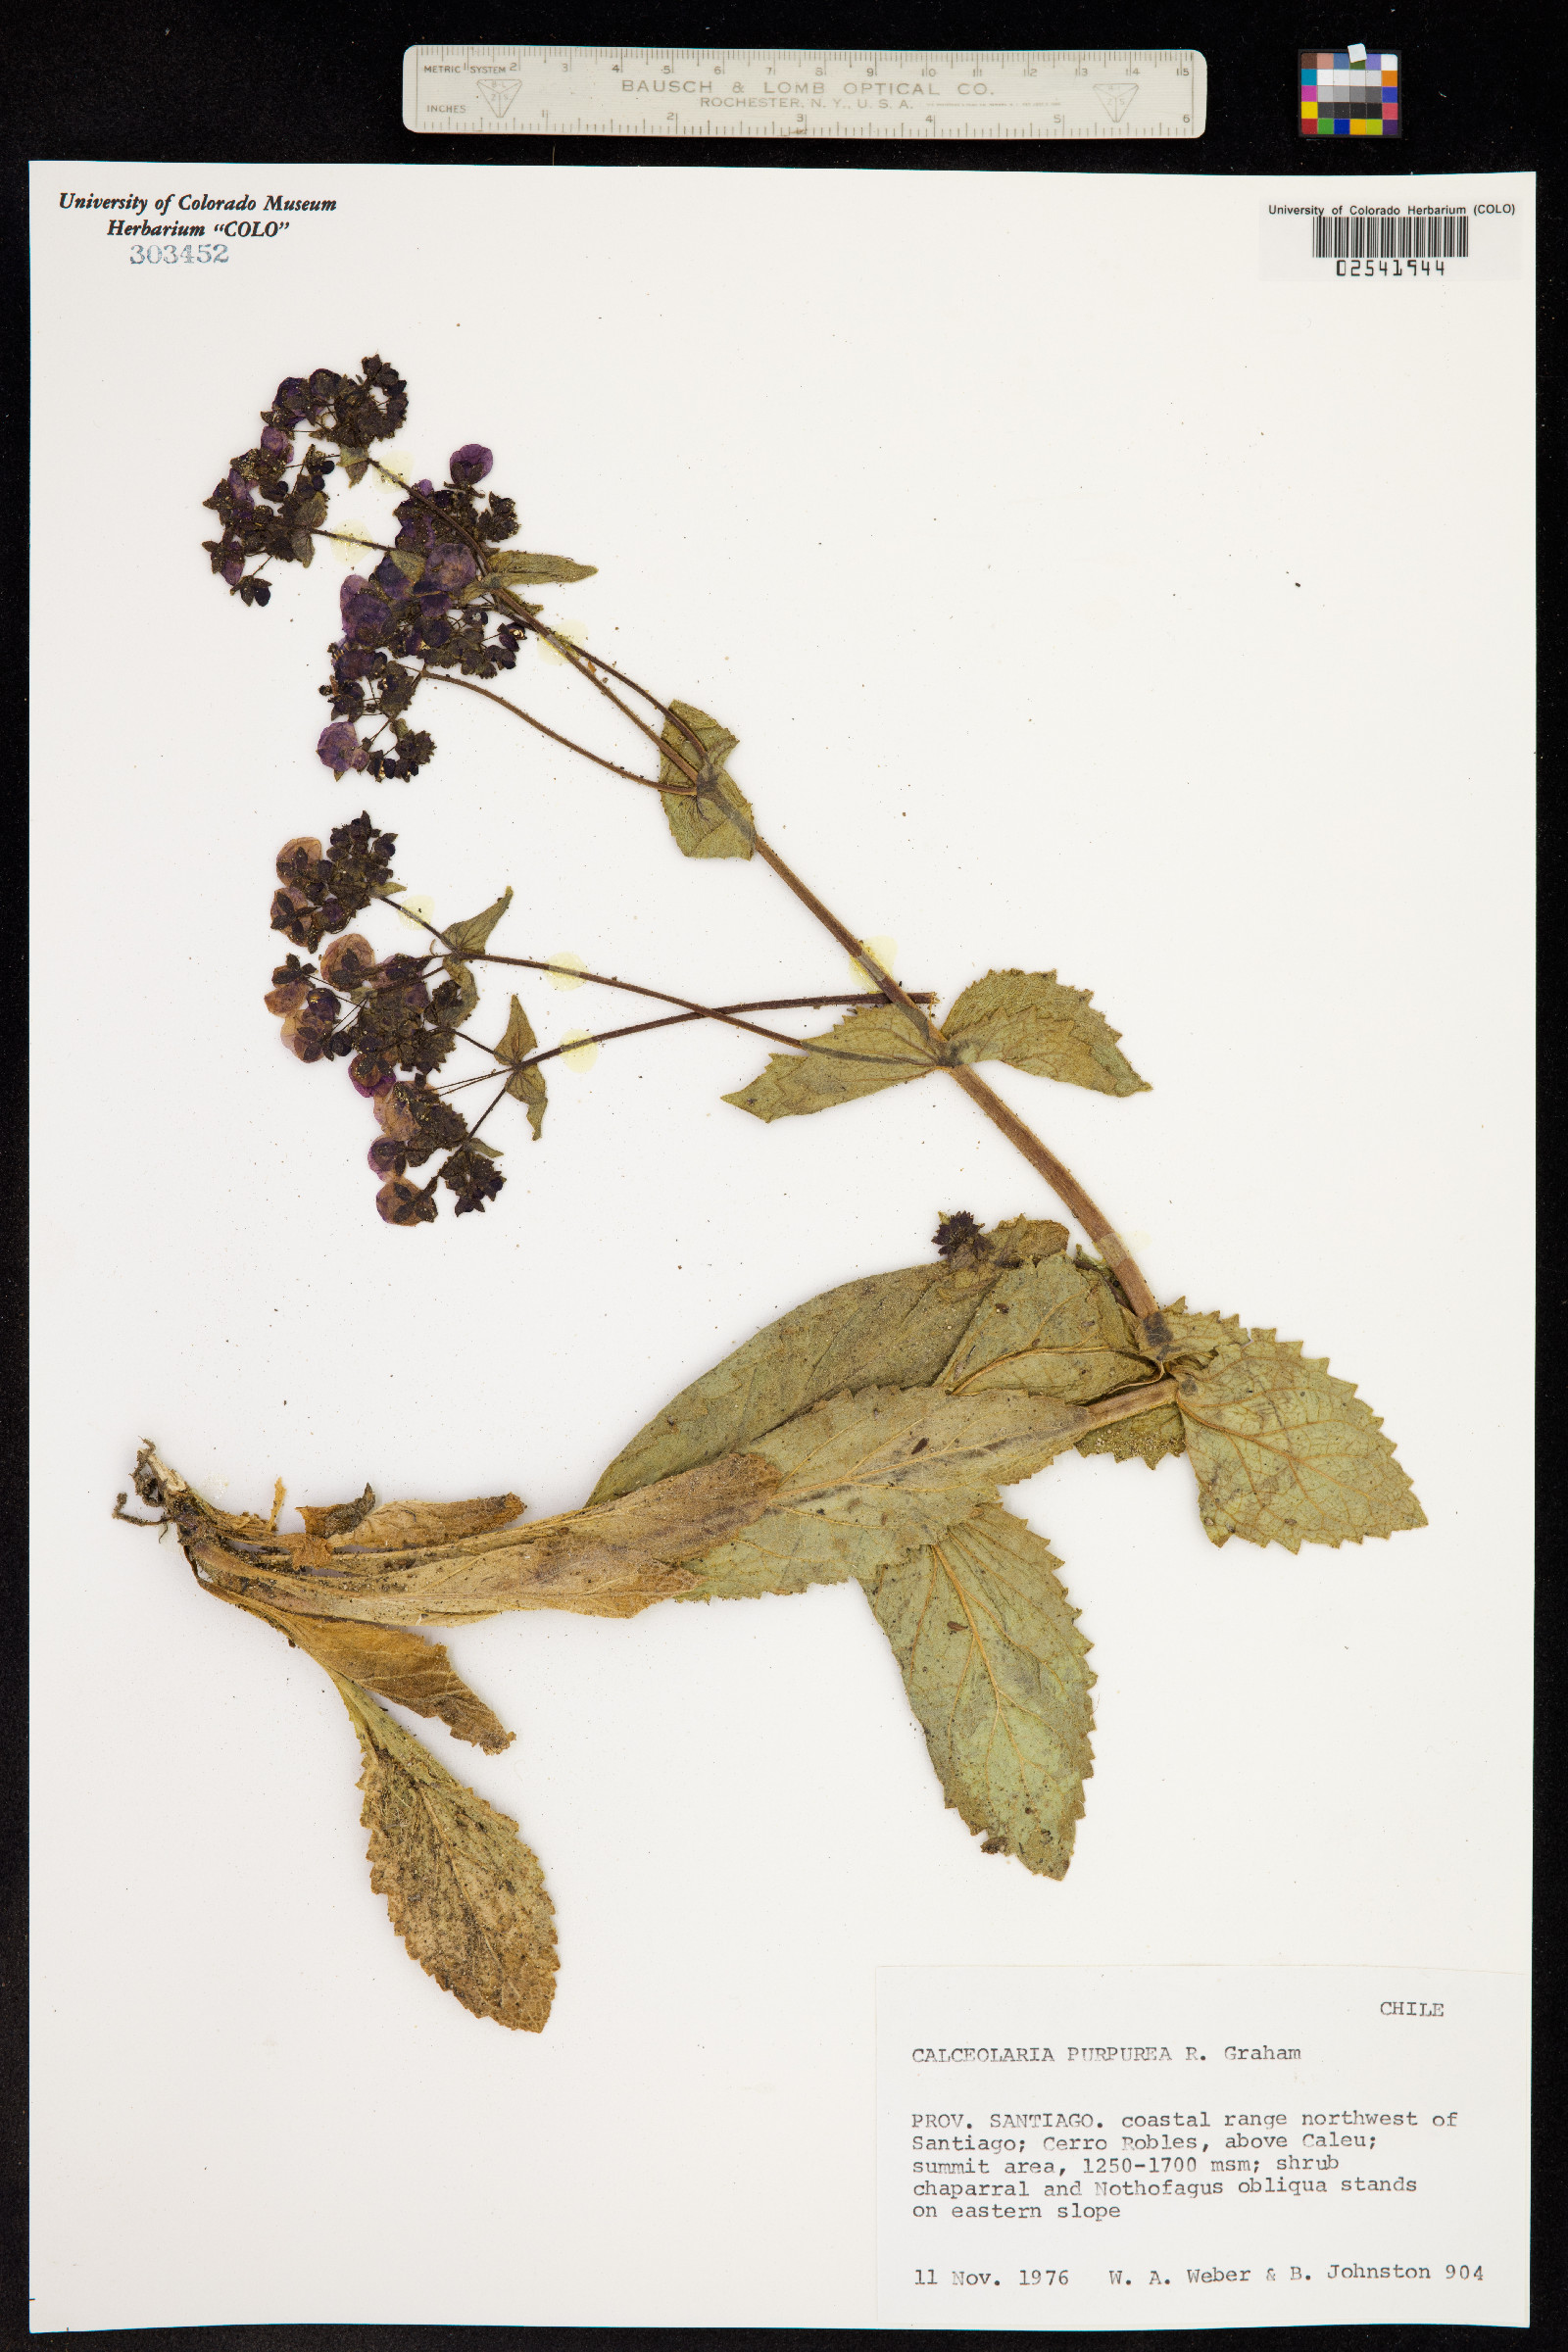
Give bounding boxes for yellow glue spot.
[546,952,589,992]
[846,935,898,989]
[393,893,436,933]
[560,1029,600,1071]
[537,623,588,666]
[327,520,385,569]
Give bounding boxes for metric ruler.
[403,47,1207,140]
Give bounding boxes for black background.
[4,3,1558,2348]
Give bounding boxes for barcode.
[1313,215,1469,260]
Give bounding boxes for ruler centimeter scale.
[403,47,1207,140]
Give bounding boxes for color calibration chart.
[1300,49,1400,137]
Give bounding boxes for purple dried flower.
[317,721,368,776]
[371,554,413,601]
[450,444,493,487]
[260,424,293,459]
[422,542,478,595]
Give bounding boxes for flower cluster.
[270,813,399,955]
[318,448,526,784]
[264,825,514,1225]
[201,357,407,607]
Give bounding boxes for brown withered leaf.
[943,969,1149,1099]
[721,1002,938,1124]
[862,1502,1094,1878]
[298,1485,377,1541]
[1163,1316,1427,1551]
[591,1251,1014,1504]
[334,1675,557,2031]
[659,701,756,860]
[189,1453,780,1628]
[347,1494,525,1549]
[936,1251,1154,1406]
[681,1385,1096,1603]
[226,1592,514,1752]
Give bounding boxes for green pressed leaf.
[937,1251,1154,1405]
[591,1252,1012,1504]
[985,1216,1070,1267]
[441,888,514,957]
[487,550,598,584]
[1164,1316,1427,1551]
[944,968,1149,1099]
[1076,1403,1187,1469]
[864,1502,1094,1878]
[681,1384,1096,1603]
[290,532,315,567]
[659,701,756,860]
[334,1676,558,2032]
[390,549,426,583]
[495,996,547,1139]
[293,490,328,532]
[721,1002,938,1124]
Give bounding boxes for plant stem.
[468,992,942,1076]
[359,460,1156,1308]
[946,1066,1156,1319]
[422,672,680,793]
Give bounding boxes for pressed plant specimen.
[122,357,1425,2031]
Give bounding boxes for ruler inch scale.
[404,47,1207,141]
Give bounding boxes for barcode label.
[1313,213,1468,260]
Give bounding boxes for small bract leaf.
[864,1502,1094,1878]
[721,1002,937,1124]
[495,993,538,1064]
[441,888,514,957]
[494,995,548,1138]
[944,968,1150,1099]
[486,550,598,584]
[660,700,756,860]
[1166,1316,1427,1550]
[506,1064,548,1139]
[335,1676,557,2031]
[439,958,480,1026]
